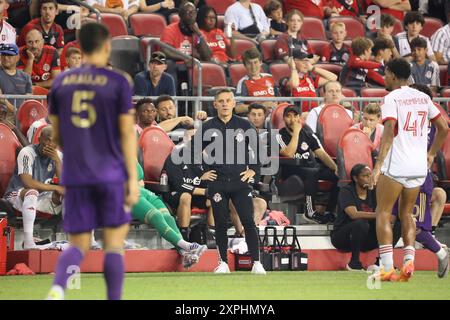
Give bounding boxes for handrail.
[69,0,101,22]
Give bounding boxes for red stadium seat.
[269,63,290,83]
[421,17,443,38]
[439,64,448,87]
[309,40,329,58]
[329,16,365,40]
[235,39,256,61]
[0,123,21,197]
[192,63,227,95]
[317,104,354,158]
[260,39,277,63]
[392,18,404,35]
[300,17,327,41]
[315,63,343,76]
[270,102,290,130]
[205,0,236,15]
[130,13,167,37]
[100,13,128,37]
[360,88,389,98]
[337,127,375,180]
[169,13,180,24]
[228,63,264,87]
[342,87,357,97]
[139,126,174,182]
[16,100,47,136]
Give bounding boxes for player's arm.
[159,116,193,132]
[344,205,377,219]
[372,119,395,181]
[428,116,449,167]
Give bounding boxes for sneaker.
[303,212,326,224]
[251,261,266,275]
[181,251,198,269]
[214,261,231,274]
[346,260,364,271]
[189,243,208,259]
[371,267,399,282]
[437,249,449,279]
[398,260,415,282]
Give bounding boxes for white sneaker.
[251,261,266,275]
[214,261,231,274]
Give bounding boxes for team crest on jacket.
[300,142,309,151]
[213,193,222,203]
[236,131,244,142]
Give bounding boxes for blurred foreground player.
[370,58,448,282]
[46,22,139,300]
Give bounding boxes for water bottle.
[160,170,168,186]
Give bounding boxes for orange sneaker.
[371,267,398,282]
[398,260,415,282]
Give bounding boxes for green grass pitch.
[1,271,450,300]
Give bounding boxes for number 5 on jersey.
[71,90,97,128]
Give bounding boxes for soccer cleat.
[189,243,208,259]
[214,261,231,274]
[46,286,64,300]
[371,267,399,282]
[251,261,266,275]
[437,249,449,279]
[181,252,198,269]
[398,260,415,282]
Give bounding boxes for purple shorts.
[63,183,131,233]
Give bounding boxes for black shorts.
[164,191,208,211]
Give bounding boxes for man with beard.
[134,51,175,96]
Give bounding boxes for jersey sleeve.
[306,127,323,151]
[118,75,133,114]
[160,26,176,47]
[275,130,288,149]
[17,147,36,176]
[381,94,397,124]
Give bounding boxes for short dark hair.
[214,87,234,100]
[351,37,373,56]
[242,48,262,65]
[79,22,110,55]
[248,103,266,113]
[410,83,433,99]
[155,94,174,108]
[135,98,154,112]
[372,37,394,55]
[39,0,58,10]
[410,36,427,50]
[350,163,370,184]
[386,58,411,80]
[380,13,395,28]
[264,0,282,16]
[197,6,217,30]
[404,11,425,28]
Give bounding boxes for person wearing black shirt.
[276,105,338,224]
[190,88,265,274]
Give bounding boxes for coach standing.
[190,88,266,274]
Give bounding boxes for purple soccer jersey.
[48,65,133,186]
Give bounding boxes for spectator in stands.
[409,37,440,92]
[60,32,80,71]
[274,10,315,63]
[64,47,81,69]
[340,37,385,94]
[18,0,64,53]
[3,125,63,250]
[0,0,16,44]
[366,0,411,21]
[0,106,29,147]
[87,0,139,22]
[138,0,175,23]
[236,48,278,115]
[374,13,400,58]
[305,80,353,133]
[27,116,50,144]
[264,0,286,37]
[394,11,436,61]
[17,29,61,88]
[321,22,351,65]
[277,105,338,224]
[197,6,237,67]
[352,102,383,151]
[224,0,270,42]
[331,164,378,271]
[283,0,335,20]
[247,103,267,131]
[286,49,338,113]
[328,0,366,18]
[371,37,394,77]
[135,98,157,136]
[0,43,32,122]
[430,16,450,65]
[134,51,176,97]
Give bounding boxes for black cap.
[150,51,166,64]
[292,49,313,60]
[283,105,300,117]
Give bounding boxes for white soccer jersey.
[0,20,17,44]
[380,86,440,178]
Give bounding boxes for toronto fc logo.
[213,193,222,203]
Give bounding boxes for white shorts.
[382,172,425,189]
[5,189,62,216]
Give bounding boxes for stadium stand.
[328,16,365,40]
[192,63,228,95]
[300,17,327,41]
[260,39,277,63]
[99,13,128,37]
[0,124,21,197]
[421,17,444,38]
[110,36,142,78]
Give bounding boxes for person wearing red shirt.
[365,0,411,21]
[284,0,326,18]
[340,37,385,94]
[197,6,236,66]
[17,29,61,88]
[287,49,337,113]
[18,0,64,52]
[60,40,80,70]
[329,0,366,17]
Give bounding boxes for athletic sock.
[53,246,84,289]
[176,239,192,251]
[436,247,447,260]
[379,244,393,271]
[22,191,38,248]
[103,252,124,300]
[403,245,415,264]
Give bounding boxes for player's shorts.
[63,183,131,233]
[164,191,208,211]
[5,189,62,217]
[382,172,426,189]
